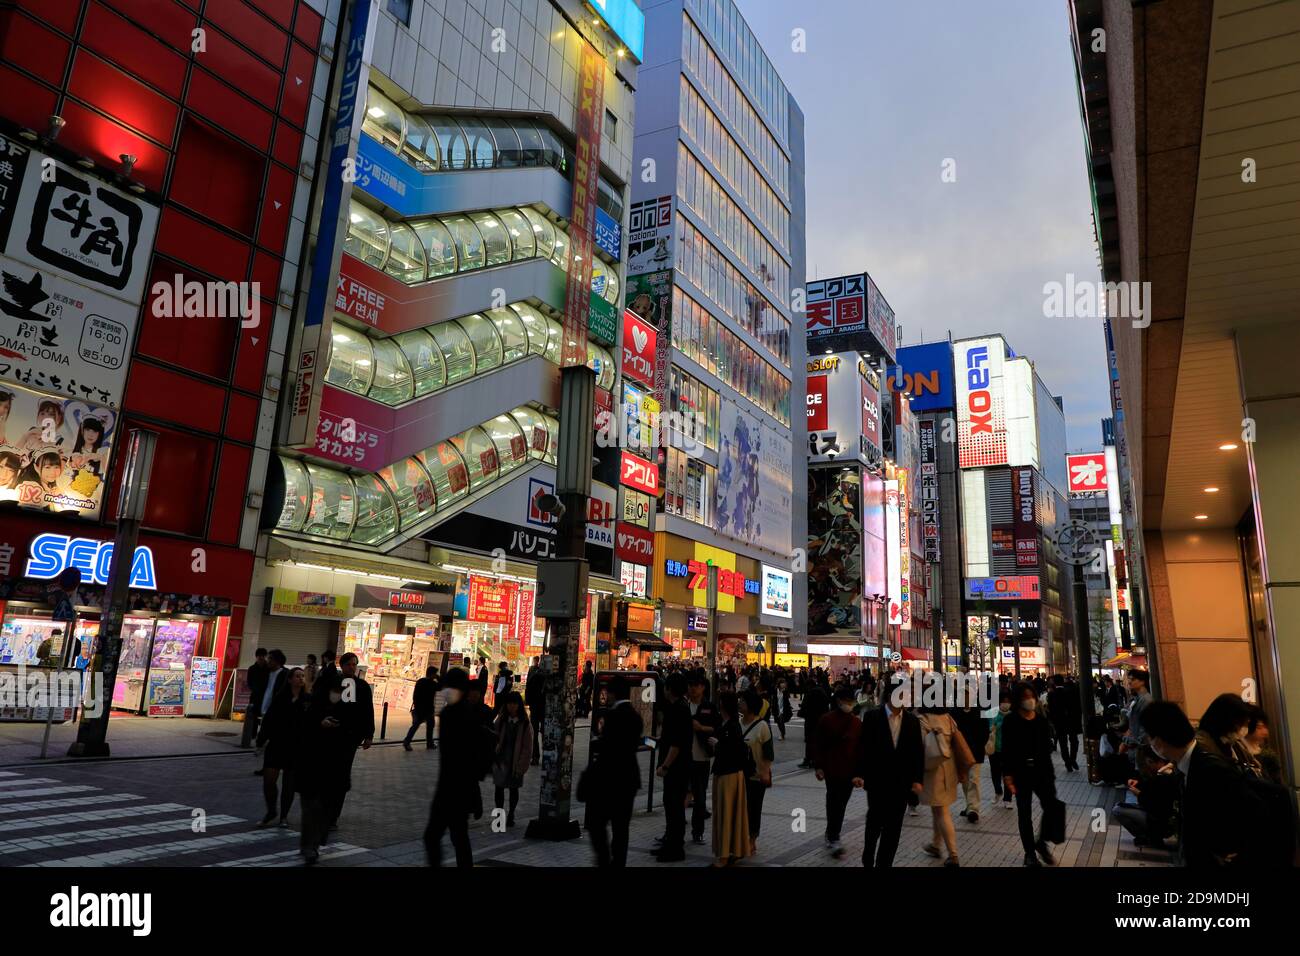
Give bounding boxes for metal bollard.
[380,701,388,740]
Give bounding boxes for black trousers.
[746,778,767,838]
[530,706,545,757]
[424,793,473,867]
[689,760,710,839]
[404,713,434,746]
[588,792,635,866]
[1054,725,1079,768]
[300,793,328,856]
[862,791,908,867]
[494,785,520,816]
[662,767,689,849]
[988,752,1009,797]
[824,778,854,842]
[1012,768,1058,855]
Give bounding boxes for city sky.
[738,0,1110,451]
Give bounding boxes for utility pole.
[1011,605,1021,681]
[706,564,718,699]
[69,429,157,758]
[527,365,593,841]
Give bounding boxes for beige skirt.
[712,771,752,861]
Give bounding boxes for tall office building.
[952,335,1074,676]
[630,0,806,666]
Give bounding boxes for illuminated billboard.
[955,337,1008,468]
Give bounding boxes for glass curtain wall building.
[631,0,808,658]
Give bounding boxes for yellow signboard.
[268,588,351,620]
[774,653,809,669]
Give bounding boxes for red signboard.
[806,374,828,430]
[1012,466,1040,568]
[620,451,658,495]
[615,522,655,564]
[622,308,656,387]
[562,41,606,367]
[467,576,517,625]
[1066,452,1108,495]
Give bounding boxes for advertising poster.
[808,468,862,635]
[761,565,793,619]
[150,620,201,671]
[885,479,903,626]
[625,268,673,408]
[467,576,517,625]
[955,337,1008,468]
[716,401,792,554]
[621,309,656,388]
[147,670,187,717]
[626,195,673,274]
[897,467,911,630]
[888,342,955,411]
[562,41,605,367]
[268,589,352,620]
[805,273,896,361]
[186,657,219,717]
[0,384,117,518]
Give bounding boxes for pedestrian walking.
[813,686,862,858]
[240,648,269,749]
[954,702,991,823]
[403,666,439,751]
[798,680,830,769]
[708,691,752,866]
[686,671,718,845]
[1001,682,1064,866]
[585,676,642,867]
[1047,674,1081,771]
[256,666,310,827]
[578,660,596,718]
[989,693,1014,808]
[524,656,546,763]
[917,704,973,866]
[491,691,532,827]
[739,689,773,851]
[424,669,492,866]
[852,676,924,867]
[651,673,692,863]
[772,676,794,741]
[492,661,512,712]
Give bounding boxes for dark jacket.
[953,707,990,765]
[711,716,749,777]
[246,660,270,711]
[1000,710,1056,779]
[434,698,492,813]
[524,666,546,710]
[688,698,718,760]
[1179,743,1273,868]
[657,697,693,774]
[256,684,312,769]
[591,700,643,797]
[799,685,830,724]
[813,709,862,782]
[1047,685,1082,732]
[853,706,924,797]
[411,676,438,716]
[313,663,341,701]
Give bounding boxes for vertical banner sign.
[564,42,605,367]
[885,480,903,627]
[955,338,1008,468]
[1012,466,1039,568]
[289,0,373,444]
[896,467,911,630]
[919,420,940,564]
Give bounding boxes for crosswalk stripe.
[0,778,59,789]
[1,813,245,856]
[209,843,367,867]
[2,803,191,834]
[27,828,293,867]
[0,771,22,778]
[0,793,144,816]
[0,785,98,800]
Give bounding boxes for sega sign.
[24,534,158,589]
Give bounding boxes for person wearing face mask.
[988,693,1014,808]
[1001,683,1065,866]
[813,686,862,858]
[851,676,924,867]
[1196,693,1263,777]
[424,668,481,866]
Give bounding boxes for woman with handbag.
[739,690,774,851]
[917,703,975,867]
[1001,682,1062,866]
[707,692,753,867]
[491,692,532,828]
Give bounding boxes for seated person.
[1111,747,1179,848]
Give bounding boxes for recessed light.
[1194,514,1208,520]
[1204,486,1219,493]
[1219,443,1238,451]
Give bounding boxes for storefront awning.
[900,647,931,661]
[625,632,672,652]
[1103,652,1147,669]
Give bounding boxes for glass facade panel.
[429,115,469,170]
[496,208,535,261]
[393,329,446,396]
[418,441,470,508]
[368,337,413,404]
[351,472,400,544]
[458,118,497,169]
[303,464,355,539]
[441,215,485,271]
[362,88,403,149]
[325,327,374,395]
[470,211,511,266]
[509,407,551,460]
[457,313,503,373]
[277,458,311,531]
[486,307,528,363]
[412,218,458,277]
[344,202,389,268]
[384,222,426,283]
[399,112,438,171]
[521,207,555,261]
[378,456,435,530]
[511,303,549,356]
[451,426,498,491]
[430,321,475,385]
[483,118,523,166]
[484,414,528,477]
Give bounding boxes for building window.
[604,109,618,143]
[386,0,412,27]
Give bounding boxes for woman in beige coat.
[918,707,975,867]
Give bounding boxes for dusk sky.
[737,0,1111,451]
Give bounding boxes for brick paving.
[0,710,1172,867]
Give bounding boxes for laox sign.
[965,345,993,435]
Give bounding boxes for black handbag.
[1042,796,1067,844]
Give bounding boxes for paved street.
[0,715,1173,868]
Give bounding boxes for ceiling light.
[1194,514,1208,520]
[1203,486,1219,493]
[1219,443,1238,451]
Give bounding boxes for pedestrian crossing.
[0,767,375,867]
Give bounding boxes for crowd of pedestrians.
[241,646,1294,869]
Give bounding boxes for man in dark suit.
[325,652,374,831]
[403,666,439,751]
[313,650,340,701]
[586,675,643,866]
[685,671,718,845]
[1047,674,1081,771]
[425,668,487,866]
[651,673,692,863]
[240,648,269,748]
[524,656,546,764]
[852,676,924,867]
[1142,700,1268,867]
